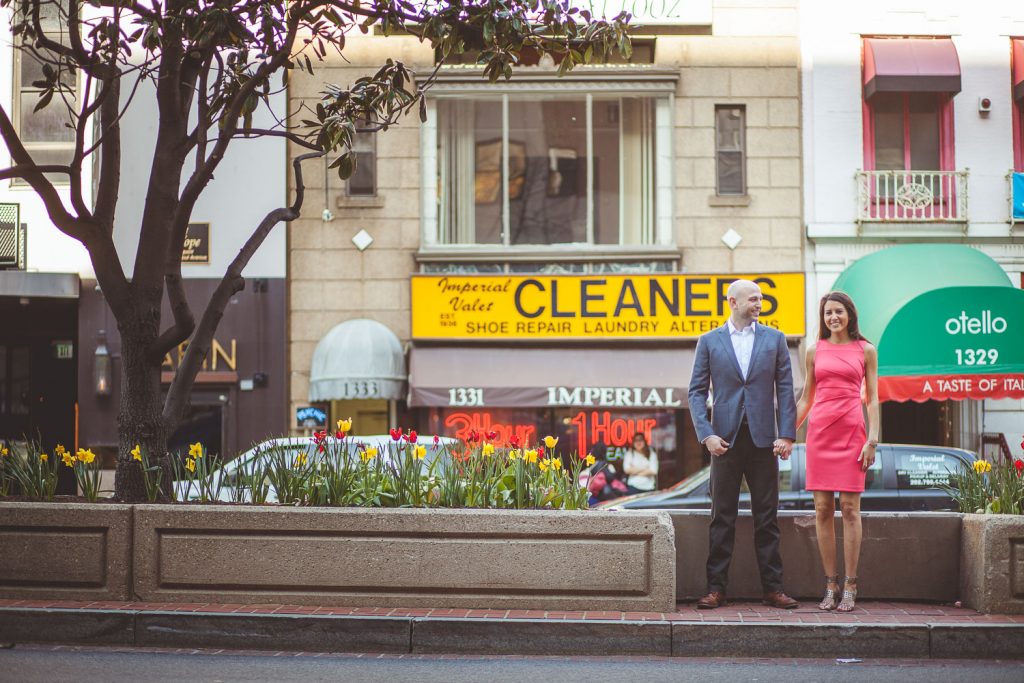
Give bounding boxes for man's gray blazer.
[687,323,797,449]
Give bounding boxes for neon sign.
[571,411,655,458]
[445,412,537,445]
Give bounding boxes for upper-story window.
[346,120,377,197]
[1012,38,1024,172]
[423,74,675,249]
[714,105,746,195]
[11,0,78,185]
[861,38,960,173]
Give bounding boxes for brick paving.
[2,598,1022,625]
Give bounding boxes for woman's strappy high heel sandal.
[818,575,839,611]
[837,576,858,612]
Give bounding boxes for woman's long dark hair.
[818,291,869,342]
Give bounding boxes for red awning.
[1013,38,1024,101]
[879,374,1024,403]
[863,38,962,98]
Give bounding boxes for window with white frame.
[429,88,671,247]
[12,0,78,185]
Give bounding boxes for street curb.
[411,618,672,656]
[2,608,1023,659]
[672,622,930,658]
[134,612,411,653]
[0,609,134,646]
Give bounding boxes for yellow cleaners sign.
[411,273,805,340]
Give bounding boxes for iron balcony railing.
[856,170,968,223]
[0,203,25,270]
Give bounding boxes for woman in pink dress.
[796,291,879,612]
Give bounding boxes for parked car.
[594,443,979,512]
[175,435,458,502]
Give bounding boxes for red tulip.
[390,428,403,441]
[1015,459,1023,476]
[467,429,481,443]
[486,430,499,442]
[509,435,521,449]
[433,434,440,445]
[408,430,418,443]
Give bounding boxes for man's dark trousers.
[706,421,783,594]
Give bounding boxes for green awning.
[830,245,1024,402]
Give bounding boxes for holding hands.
[773,438,794,460]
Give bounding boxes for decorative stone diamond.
[721,228,742,250]
[351,229,374,251]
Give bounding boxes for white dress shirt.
[727,319,756,380]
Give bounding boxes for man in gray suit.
[687,279,798,610]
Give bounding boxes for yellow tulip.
[76,448,96,464]
[482,443,495,457]
[525,449,538,463]
[361,447,378,463]
[189,442,203,458]
[543,436,558,449]
[414,445,426,460]
[131,445,142,462]
[585,454,596,466]
[337,418,353,432]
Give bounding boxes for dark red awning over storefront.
[863,38,962,98]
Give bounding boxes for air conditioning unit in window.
[0,203,26,270]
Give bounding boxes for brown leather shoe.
[696,591,727,609]
[762,591,799,609]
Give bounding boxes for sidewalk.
[2,598,1023,659]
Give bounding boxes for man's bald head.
[727,279,763,325]
[727,279,761,301]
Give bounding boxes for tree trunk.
[114,320,167,502]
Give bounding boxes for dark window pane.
[717,151,744,194]
[872,92,905,170]
[593,99,621,245]
[10,346,30,415]
[20,92,75,143]
[908,93,940,170]
[347,151,376,196]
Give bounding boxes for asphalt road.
[1,646,1022,683]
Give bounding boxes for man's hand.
[773,438,794,460]
[705,435,730,456]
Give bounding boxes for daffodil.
[585,454,596,466]
[361,447,378,463]
[76,448,96,464]
[189,442,204,459]
[543,435,558,449]
[337,417,352,432]
[538,458,550,472]
[131,445,142,462]
[293,452,308,468]
[414,445,426,460]
[551,458,562,471]
[60,449,75,468]
[0,447,7,457]
[508,449,521,460]
[482,443,495,457]
[39,452,49,463]
[525,449,538,464]
[973,460,992,474]
[185,457,196,473]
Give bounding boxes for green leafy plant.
[944,458,1024,515]
[6,439,59,500]
[132,445,164,503]
[65,447,102,502]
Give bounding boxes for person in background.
[623,432,659,494]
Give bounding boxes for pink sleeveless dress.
[805,339,868,493]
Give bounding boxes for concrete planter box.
[0,501,133,601]
[960,513,1024,614]
[133,505,677,612]
[672,511,962,602]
